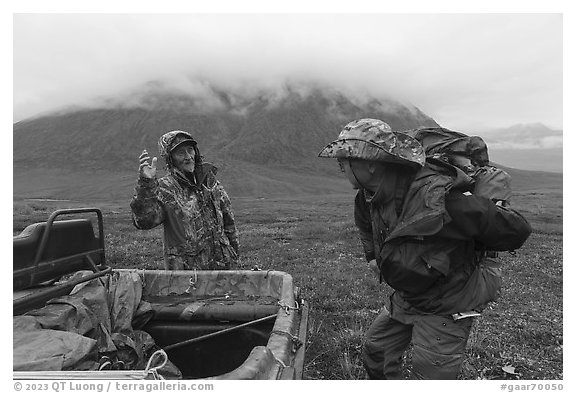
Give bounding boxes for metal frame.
[13,208,111,315]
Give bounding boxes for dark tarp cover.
[13,270,181,378]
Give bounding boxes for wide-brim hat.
[318,118,425,169]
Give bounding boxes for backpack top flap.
[404,126,490,169]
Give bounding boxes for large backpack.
[404,126,512,204]
[376,126,510,300]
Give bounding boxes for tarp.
[13,270,181,378]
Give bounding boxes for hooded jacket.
[354,159,532,314]
[130,162,239,270]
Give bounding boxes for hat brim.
[169,139,197,154]
[318,138,424,168]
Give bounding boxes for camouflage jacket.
[130,163,239,270]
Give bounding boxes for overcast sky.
[13,12,563,131]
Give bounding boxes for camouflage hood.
[158,130,202,170]
[157,130,216,188]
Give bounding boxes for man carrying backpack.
[318,118,532,379]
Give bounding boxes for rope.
[144,349,169,380]
[278,300,299,315]
[272,354,287,368]
[185,270,199,294]
[163,314,277,351]
[271,330,303,353]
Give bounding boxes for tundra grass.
[13,190,563,380]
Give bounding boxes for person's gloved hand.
[139,149,157,179]
[473,166,512,204]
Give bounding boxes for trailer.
[13,208,308,380]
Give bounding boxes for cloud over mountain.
[13,83,438,172]
[477,123,563,150]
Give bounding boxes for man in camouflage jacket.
[130,130,239,270]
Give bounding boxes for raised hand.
[139,149,158,179]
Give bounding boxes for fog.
[13,13,562,131]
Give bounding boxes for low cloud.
[13,13,562,130]
[488,135,563,150]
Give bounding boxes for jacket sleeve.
[218,183,239,254]
[130,177,165,230]
[354,190,376,261]
[442,192,532,251]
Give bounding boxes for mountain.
[13,85,438,171]
[13,84,439,200]
[474,123,563,173]
[13,83,562,202]
[477,123,562,150]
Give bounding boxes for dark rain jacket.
[130,163,239,270]
[355,159,532,315]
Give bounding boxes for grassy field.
[12,186,563,380]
